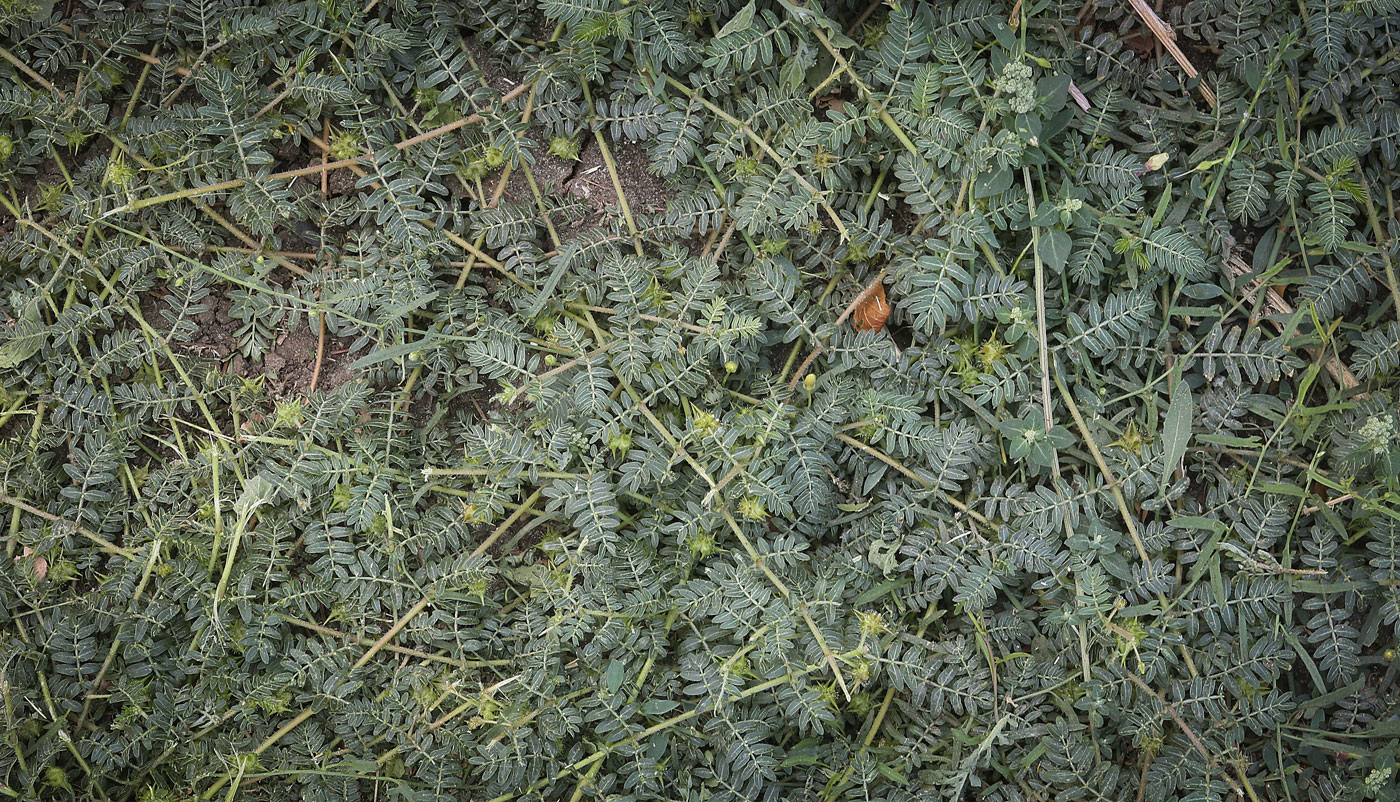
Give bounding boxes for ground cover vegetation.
[2,0,1400,799]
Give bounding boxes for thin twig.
[1342,122,1400,327]
[252,82,295,119]
[309,304,326,393]
[832,432,992,525]
[1224,253,1361,393]
[1123,672,1256,801]
[0,44,62,96]
[800,13,920,158]
[581,83,644,256]
[1301,493,1354,515]
[320,118,330,198]
[710,219,737,265]
[193,199,308,277]
[351,597,434,670]
[844,0,883,35]
[279,615,485,667]
[470,490,543,558]
[1244,560,1328,577]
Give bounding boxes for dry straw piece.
[1127,0,1217,107]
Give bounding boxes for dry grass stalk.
[1225,252,1362,393]
[1127,0,1218,107]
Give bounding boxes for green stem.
[0,494,136,559]
[211,509,253,627]
[470,489,544,557]
[659,74,849,240]
[485,658,839,802]
[800,12,920,157]
[120,86,527,214]
[581,82,644,255]
[0,43,61,95]
[1052,366,1161,593]
[831,431,990,525]
[120,45,159,129]
[1023,166,1058,473]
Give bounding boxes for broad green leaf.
[0,297,44,369]
[974,168,1013,198]
[640,699,680,715]
[1040,229,1072,272]
[715,0,755,39]
[1160,378,1193,487]
[781,740,824,767]
[1168,515,1229,533]
[1037,74,1072,113]
[235,475,277,519]
[605,659,625,695]
[854,578,909,604]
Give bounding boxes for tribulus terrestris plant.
[2,0,1400,800]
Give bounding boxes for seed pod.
[853,283,890,333]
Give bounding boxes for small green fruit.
[329,130,362,160]
[738,495,766,520]
[607,431,632,456]
[548,135,581,161]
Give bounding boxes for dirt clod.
[146,284,355,396]
[262,324,355,396]
[566,138,669,218]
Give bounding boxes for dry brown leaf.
[17,546,47,582]
[853,284,890,333]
